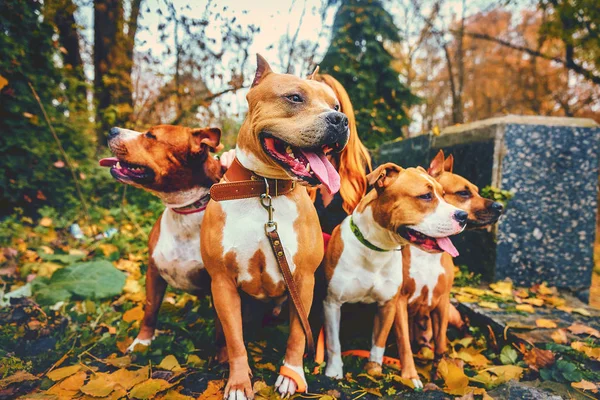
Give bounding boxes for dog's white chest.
[328,218,403,305]
[220,196,299,296]
[152,209,204,292]
[408,248,444,306]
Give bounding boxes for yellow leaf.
[513,289,529,298]
[55,371,86,391]
[129,379,169,399]
[470,365,524,388]
[103,355,131,368]
[453,347,490,368]
[544,296,566,307]
[479,301,500,310]
[462,287,486,296]
[161,390,195,400]
[490,281,512,296]
[197,379,225,400]
[0,371,38,389]
[522,298,544,306]
[537,283,553,295]
[557,305,573,313]
[39,217,53,227]
[551,329,568,345]
[571,342,600,361]
[535,319,557,329]
[47,365,81,381]
[0,75,8,90]
[123,278,142,294]
[572,307,591,317]
[158,355,182,371]
[99,243,119,257]
[438,359,469,391]
[116,337,133,354]
[110,366,148,390]
[571,380,598,391]
[123,305,144,323]
[516,304,535,313]
[80,373,115,397]
[455,294,478,303]
[36,262,63,278]
[186,354,205,368]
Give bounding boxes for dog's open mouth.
[398,228,459,257]
[261,134,341,194]
[99,157,154,184]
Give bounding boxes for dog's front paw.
[364,361,383,377]
[401,369,423,390]
[224,371,253,400]
[275,362,306,397]
[126,336,154,353]
[324,357,344,379]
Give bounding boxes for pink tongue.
[300,150,340,194]
[437,237,459,257]
[99,157,118,167]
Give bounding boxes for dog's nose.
[326,111,349,129]
[108,127,120,139]
[453,210,468,226]
[491,202,504,214]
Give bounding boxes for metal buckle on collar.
[261,178,277,233]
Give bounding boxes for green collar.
[349,216,390,252]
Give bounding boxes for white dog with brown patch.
[322,163,466,387]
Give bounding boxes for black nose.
[326,111,349,128]
[491,202,504,214]
[454,210,468,225]
[108,127,120,139]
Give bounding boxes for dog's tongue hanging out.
[436,237,459,257]
[300,150,340,194]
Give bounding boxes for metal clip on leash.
[261,177,277,234]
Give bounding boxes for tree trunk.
[94,0,141,151]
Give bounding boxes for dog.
[99,124,224,353]
[200,55,349,399]
[396,150,504,377]
[322,162,467,387]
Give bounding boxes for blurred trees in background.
[0,0,599,218]
[0,0,94,215]
[320,0,419,148]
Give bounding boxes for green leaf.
[32,260,126,305]
[556,360,577,373]
[562,370,583,382]
[500,345,518,365]
[38,251,85,264]
[540,368,553,381]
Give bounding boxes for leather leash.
[210,158,315,357]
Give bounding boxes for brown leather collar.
[210,158,296,201]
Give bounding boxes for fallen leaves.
[123,305,144,323]
[551,329,568,344]
[470,365,524,388]
[47,365,81,381]
[535,319,557,329]
[568,322,600,338]
[571,380,598,392]
[571,342,600,361]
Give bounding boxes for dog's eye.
[286,94,304,103]
[456,190,471,198]
[417,193,432,201]
[145,132,156,139]
[334,104,340,111]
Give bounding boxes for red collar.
[171,194,210,215]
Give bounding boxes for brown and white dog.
[322,163,467,387]
[99,124,223,352]
[396,150,504,377]
[200,56,349,399]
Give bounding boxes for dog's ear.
[443,154,454,173]
[252,54,273,88]
[191,127,223,154]
[367,163,403,193]
[307,66,320,80]
[428,150,445,178]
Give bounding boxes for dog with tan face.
[400,150,503,374]
[99,124,224,352]
[322,163,467,387]
[201,55,349,399]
